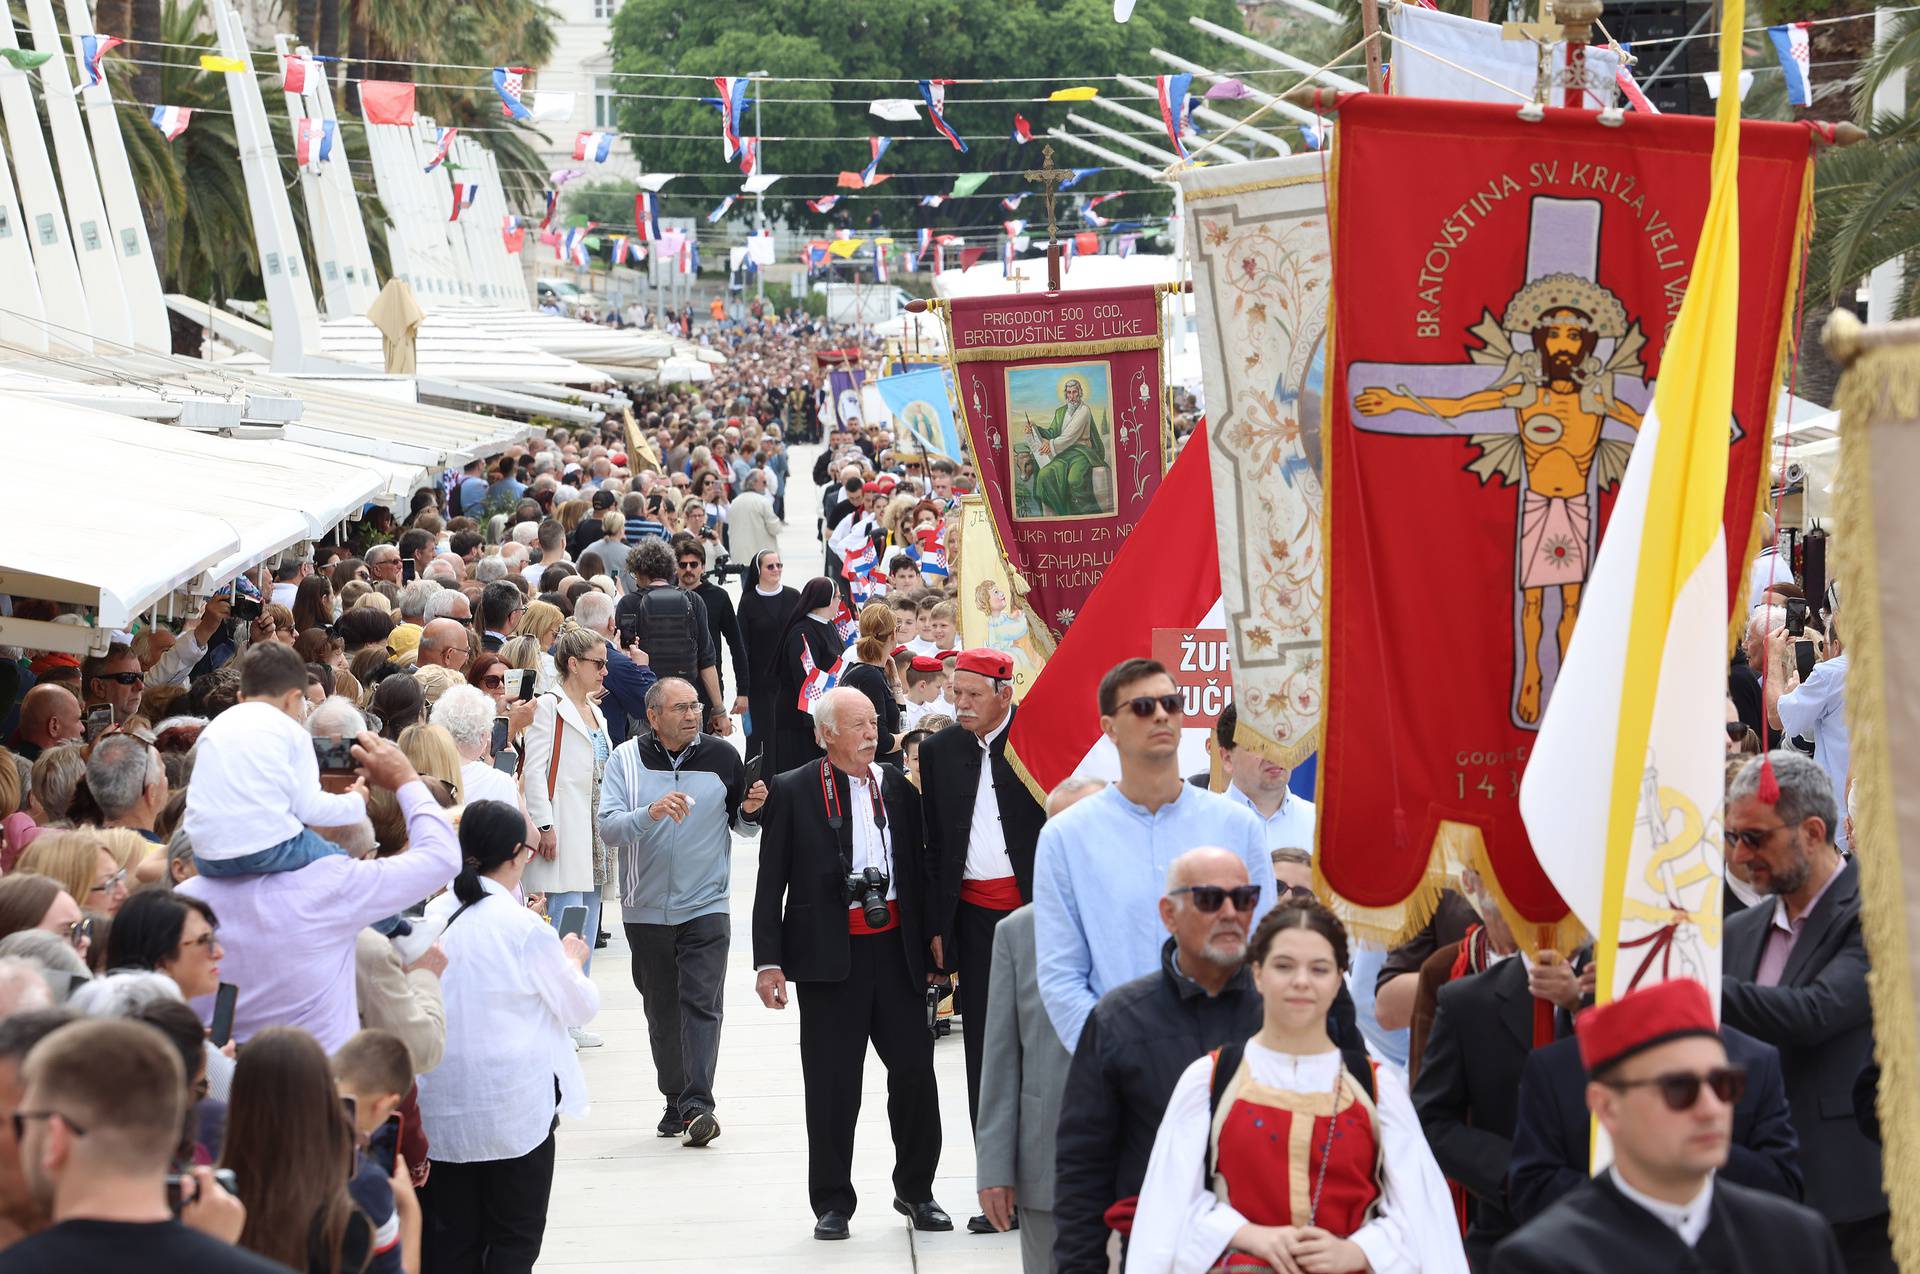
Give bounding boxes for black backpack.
[619,586,701,683]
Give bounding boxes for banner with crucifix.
[936,283,1177,637]
[1315,94,1815,948]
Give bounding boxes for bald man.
[415,619,472,671]
[14,685,81,760]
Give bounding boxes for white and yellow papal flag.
[1516,3,1749,1019]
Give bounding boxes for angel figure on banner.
[1351,220,1649,728]
[974,579,1045,686]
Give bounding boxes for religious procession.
[0,0,1914,1270]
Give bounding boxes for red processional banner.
[1317,95,1814,946]
[940,285,1175,638]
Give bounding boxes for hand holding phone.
[210,983,239,1048]
[557,905,589,942]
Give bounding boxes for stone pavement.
[539,445,1022,1270]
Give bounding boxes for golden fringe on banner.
[1824,308,1920,1274]
[952,335,1163,364]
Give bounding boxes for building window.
[594,0,617,18]
[594,76,617,130]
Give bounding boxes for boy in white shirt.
[184,642,368,876]
[900,657,952,731]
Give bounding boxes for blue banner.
[873,366,963,462]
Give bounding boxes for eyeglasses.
[678,561,704,572]
[513,842,538,859]
[11,1110,83,1142]
[66,918,93,951]
[577,656,607,668]
[1277,882,1317,899]
[1169,884,1263,913]
[97,672,143,686]
[1605,1065,1747,1111]
[1119,693,1184,719]
[180,930,218,954]
[478,675,505,690]
[90,869,127,897]
[1723,823,1788,850]
[763,562,784,571]
[660,702,704,715]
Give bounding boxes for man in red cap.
[1490,978,1842,1273]
[919,648,1049,1234]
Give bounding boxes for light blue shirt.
[1033,781,1276,1052]
[1777,653,1850,849]
[1223,782,1317,853]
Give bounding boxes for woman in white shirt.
[430,685,525,813]
[417,799,598,1273]
[1127,899,1466,1274]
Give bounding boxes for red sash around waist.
[958,876,1022,911]
[848,900,901,935]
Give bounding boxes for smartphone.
[1785,597,1809,637]
[82,704,114,742]
[1794,639,1818,685]
[742,754,764,793]
[492,747,518,775]
[367,1111,403,1177]
[490,717,510,756]
[557,904,589,941]
[617,612,639,650]
[167,1168,238,1214]
[209,982,238,1048]
[401,558,417,583]
[313,735,358,775]
[506,668,535,702]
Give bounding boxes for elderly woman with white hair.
[431,685,523,809]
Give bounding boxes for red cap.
[612,453,627,466]
[28,652,79,675]
[1575,978,1718,1076]
[891,644,910,657]
[909,655,945,673]
[867,475,898,494]
[954,648,1013,681]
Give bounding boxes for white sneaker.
[570,1026,604,1048]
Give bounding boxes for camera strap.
[819,760,889,880]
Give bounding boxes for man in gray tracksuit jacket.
[599,676,767,1146]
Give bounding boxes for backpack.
[620,586,701,683]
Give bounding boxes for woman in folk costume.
[1128,899,1467,1274]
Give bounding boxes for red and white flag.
[797,645,845,712]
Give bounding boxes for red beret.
[1575,977,1717,1076]
[891,644,911,657]
[955,648,1013,681]
[612,453,627,466]
[28,652,79,674]
[909,655,945,673]
[867,476,898,494]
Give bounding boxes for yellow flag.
[1048,86,1099,101]
[199,54,248,73]
[826,238,866,258]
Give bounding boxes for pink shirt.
[1754,859,1845,986]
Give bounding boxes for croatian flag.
[860,136,892,186]
[561,226,591,266]
[574,130,615,163]
[1156,73,1196,158]
[503,218,525,253]
[874,245,889,283]
[1767,22,1812,106]
[610,234,629,264]
[148,104,191,140]
[295,118,336,168]
[737,137,759,177]
[1001,194,1025,212]
[283,53,315,94]
[796,645,845,713]
[1081,192,1119,226]
[715,75,750,161]
[915,525,949,578]
[423,127,457,172]
[449,183,478,221]
[1010,113,1032,145]
[1059,167,1099,191]
[74,34,122,93]
[635,191,661,241]
[1003,218,1026,242]
[493,65,533,120]
[841,537,879,580]
[919,194,945,208]
[541,189,558,229]
[807,194,840,214]
[918,79,968,152]
[832,599,860,645]
[1615,65,1660,114]
[708,195,736,223]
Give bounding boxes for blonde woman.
[555,499,590,541]
[92,827,165,888]
[840,602,906,768]
[521,625,610,1037]
[397,723,466,804]
[513,601,566,692]
[17,829,129,917]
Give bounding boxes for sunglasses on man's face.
[1118,693,1183,719]
[1606,1064,1747,1111]
[97,672,143,686]
[1168,883,1262,913]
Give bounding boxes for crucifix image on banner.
[1349,197,1657,728]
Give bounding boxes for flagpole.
[750,70,767,306]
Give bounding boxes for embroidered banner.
[955,494,1053,703]
[1180,154,1329,769]
[1318,95,1813,945]
[939,285,1174,637]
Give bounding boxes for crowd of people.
[0,294,1887,1274]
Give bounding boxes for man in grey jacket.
[975,777,1104,1268]
[598,677,767,1148]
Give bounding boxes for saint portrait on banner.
[1007,362,1116,520]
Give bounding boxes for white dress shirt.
[1776,654,1850,849]
[418,876,600,1162]
[183,700,368,861]
[1224,781,1318,853]
[460,759,523,809]
[1609,1168,1714,1247]
[847,765,896,902]
[963,715,1015,881]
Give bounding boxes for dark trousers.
[419,1129,557,1274]
[773,724,824,775]
[1832,1213,1896,1274]
[745,694,775,761]
[796,927,941,1218]
[627,912,730,1118]
[955,898,1015,1129]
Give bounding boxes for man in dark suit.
[919,649,1047,1233]
[1507,1025,1803,1224]
[1721,750,1890,1271]
[1410,891,1587,1270]
[751,687,950,1243]
[1492,978,1843,1274]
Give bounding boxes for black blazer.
[1506,1027,1803,1226]
[921,709,1047,944]
[1410,955,1540,1256]
[1721,859,1883,1223]
[1491,1171,1843,1274]
[751,759,930,985]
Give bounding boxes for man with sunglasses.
[79,645,144,726]
[1032,658,1277,1055]
[1719,750,1889,1271]
[1490,978,1842,1274]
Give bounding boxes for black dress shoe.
[968,1211,1018,1234]
[893,1198,954,1231]
[813,1211,851,1240]
[594,928,610,950]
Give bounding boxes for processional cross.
[1023,143,1074,291]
